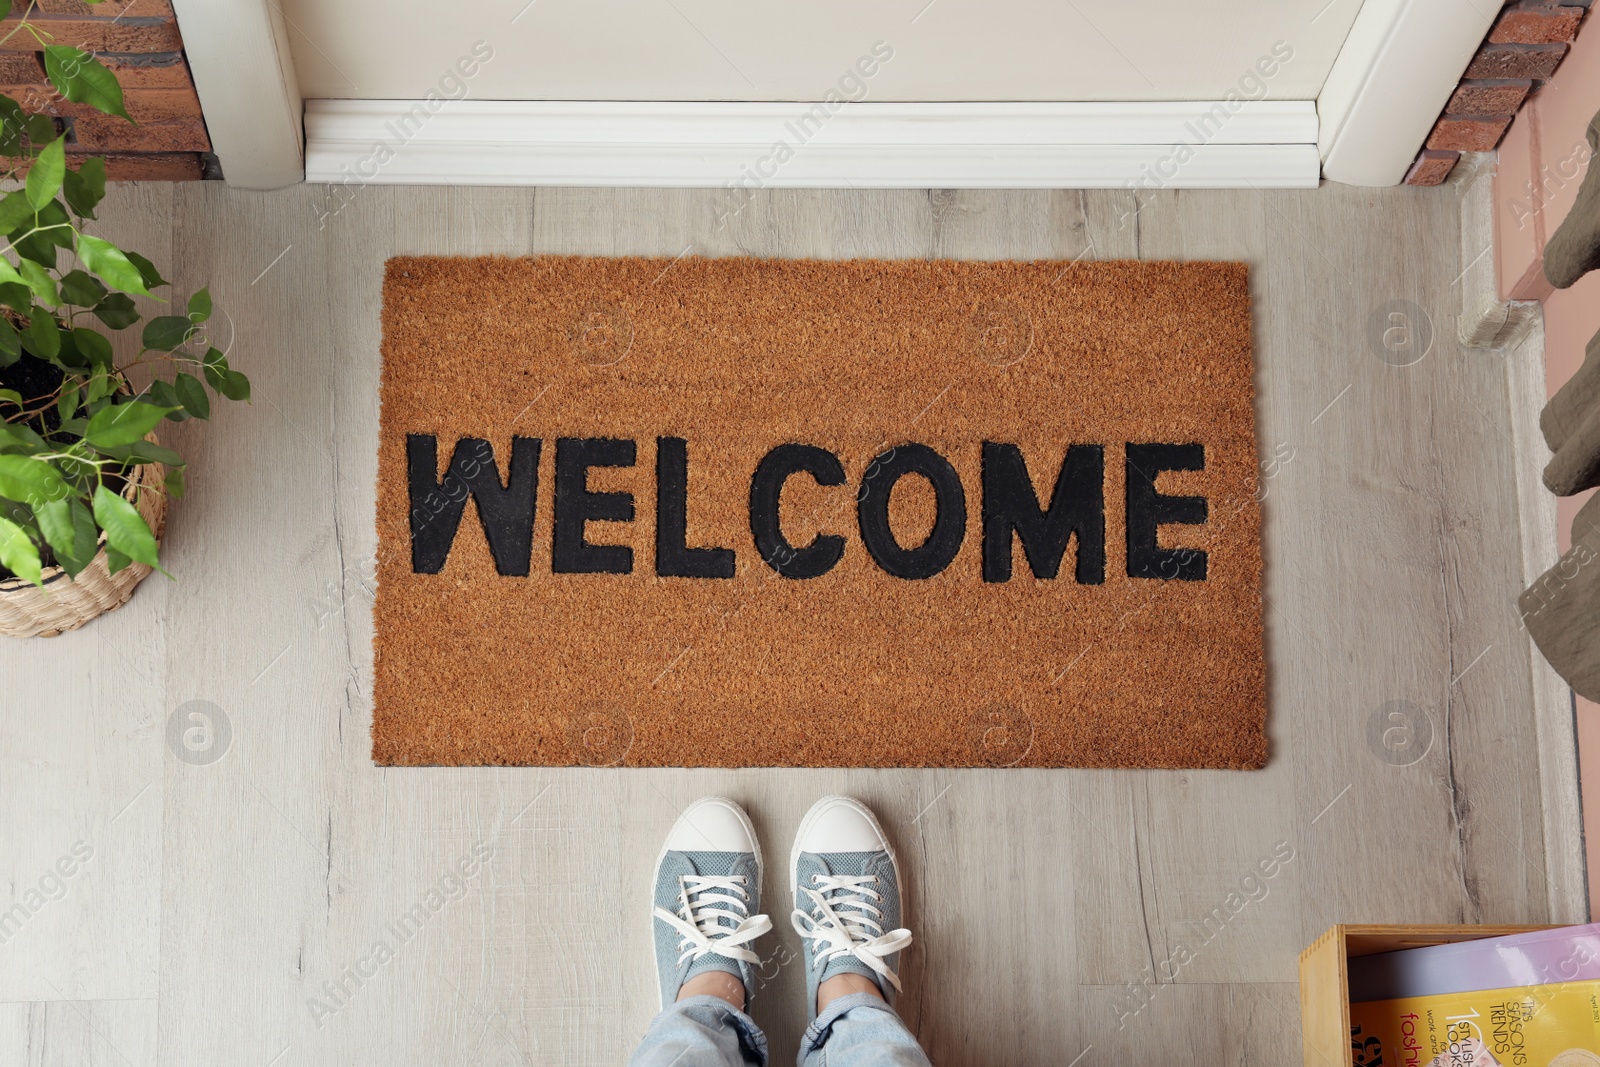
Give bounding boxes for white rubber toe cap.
[664,796,759,855]
[793,795,889,854]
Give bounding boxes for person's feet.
[788,795,914,1020]
[650,797,773,1011]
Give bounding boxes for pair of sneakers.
[651,795,913,1019]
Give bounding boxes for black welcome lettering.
[655,436,735,578]
[553,437,637,574]
[856,443,966,580]
[406,434,541,576]
[1125,443,1208,581]
[981,442,1105,584]
[404,432,1215,584]
[749,444,847,578]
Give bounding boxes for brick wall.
[1405,0,1592,185]
[0,0,212,181]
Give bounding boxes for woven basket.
[0,458,168,638]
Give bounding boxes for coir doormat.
[374,255,1266,769]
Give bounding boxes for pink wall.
[1493,28,1599,918]
[1496,14,1600,305]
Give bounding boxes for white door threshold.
[303,100,1321,189]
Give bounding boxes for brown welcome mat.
[373,255,1266,769]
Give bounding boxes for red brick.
[1489,3,1586,43]
[1427,113,1514,151]
[102,151,200,181]
[3,83,63,114]
[68,114,208,152]
[99,56,192,90]
[15,148,202,181]
[1405,149,1460,186]
[0,53,43,83]
[0,16,181,53]
[1446,78,1533,115]
[33,0,174,16]
[1464,42,1569,79]
[0,54,191,92]
[3,83,201,122]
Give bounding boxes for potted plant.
[0,0,248,637]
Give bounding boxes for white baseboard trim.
[1317,0,1498,187]
[303,99,1321,189]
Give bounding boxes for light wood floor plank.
[0,999,158,1067]
[0,180,1582,1065]
[0,185,173,1004]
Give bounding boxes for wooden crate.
[1298,923,1557,1067]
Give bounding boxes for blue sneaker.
[650,797,773,1011]
[788,796,914,1021]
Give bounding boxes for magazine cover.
[1349,979,1600,1067]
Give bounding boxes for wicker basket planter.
[0,458,168,638]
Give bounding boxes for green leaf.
[0,96,24,158]
[63,157,106,220]
[173,372,209,419]
[25,312,59,359]
[60,269,107,307]
[43,47,130,122]
[84,400,174,448]
[93,292,139,330]
[57,384,78,421]
[94,439,184,466]
[187,287,211,323]
[141,315,191,351]
[0,281,30,314]
[19,259,59,307]
[202,347,228,390]
[25,114,55,150]
[0,453,68,506]
[104,544,130,575]
[218,368,250,402]
[53,328,87,371]
[36,496,97,578]
[0,256,25,293]
[39,201,74,249]
[124,251,168,290]
[163,465,184,500]
[144,378,187,420]
[83,372,115,404]
[0,387,20,407]
[0,421,45,453]
[0,190,31,233]
[76,234,153,297]
[93,484,159,570]
[0,319,16,368]
[25,138,65,212]
[72,327,113,369]
[12,201,74,269]
[0,515,42,586]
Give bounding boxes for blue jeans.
[629,992,931,1067]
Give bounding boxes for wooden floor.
[0,180,1586,1066]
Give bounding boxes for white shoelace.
[654,874,773,966]
[790,873,914,992]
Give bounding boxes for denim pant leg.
[796,992,931,1067]
[629,995,769,1067]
